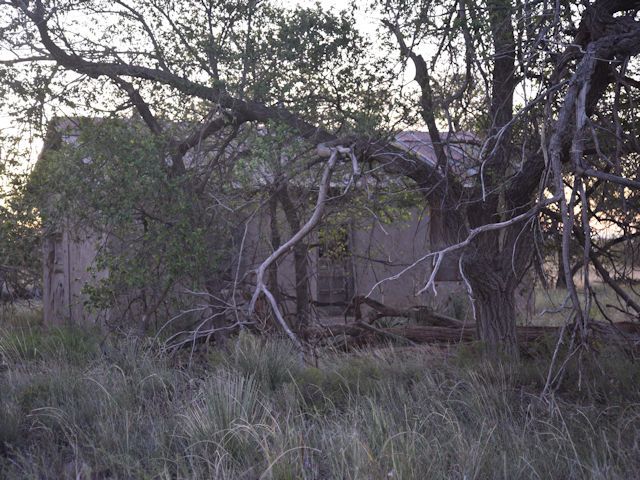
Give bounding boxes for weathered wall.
[351,208,433,308]
[43,231,69,325]
[238,204,438,318]
[43,226,104,325]
[46,200,526,326]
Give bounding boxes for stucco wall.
[237,204,437,318]
[44,201,500,325]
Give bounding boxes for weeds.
[1,320,640,478]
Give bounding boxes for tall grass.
[1,319,640,479]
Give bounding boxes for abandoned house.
[37,118,532,328]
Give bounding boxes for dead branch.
[366,194,561,299]
[352,295,465,328]
[249,148,340,359]
[355,321,418,346]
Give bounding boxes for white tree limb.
[248,149,339,357]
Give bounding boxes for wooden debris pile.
[306,296,640,350]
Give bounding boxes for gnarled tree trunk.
[468,268,519,358]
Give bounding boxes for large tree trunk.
[463,232,525,359]
[473,280,519,358]
[465,0,519,358]
[466,266,519,358]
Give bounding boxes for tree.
[380,0,640,362]
[2,1,384,335]
[0,132,40,303]
[2,0,640,363]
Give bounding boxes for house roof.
[393,131,480,180]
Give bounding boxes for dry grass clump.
[1,318,640,479]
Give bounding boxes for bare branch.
[109,77,163,136]
[579,168,640,190]
[248,148,340,353]
[0,55,52,64]
[366,194,561,299]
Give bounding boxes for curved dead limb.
[249,149,340,361]
[261,286,304,364]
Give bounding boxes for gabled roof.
[394,131,480,181]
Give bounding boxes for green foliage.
[29,118,233,324]
[2,1,399,135]
[317,222,350,260]
[0,134,41,301]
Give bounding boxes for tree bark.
[463,241,521,359]
[277,184,311,329]
[267,195,281,305]
[459,0,519,357]
[469,277,519,357]
[474,284,519,358]
[555,244,567,289]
